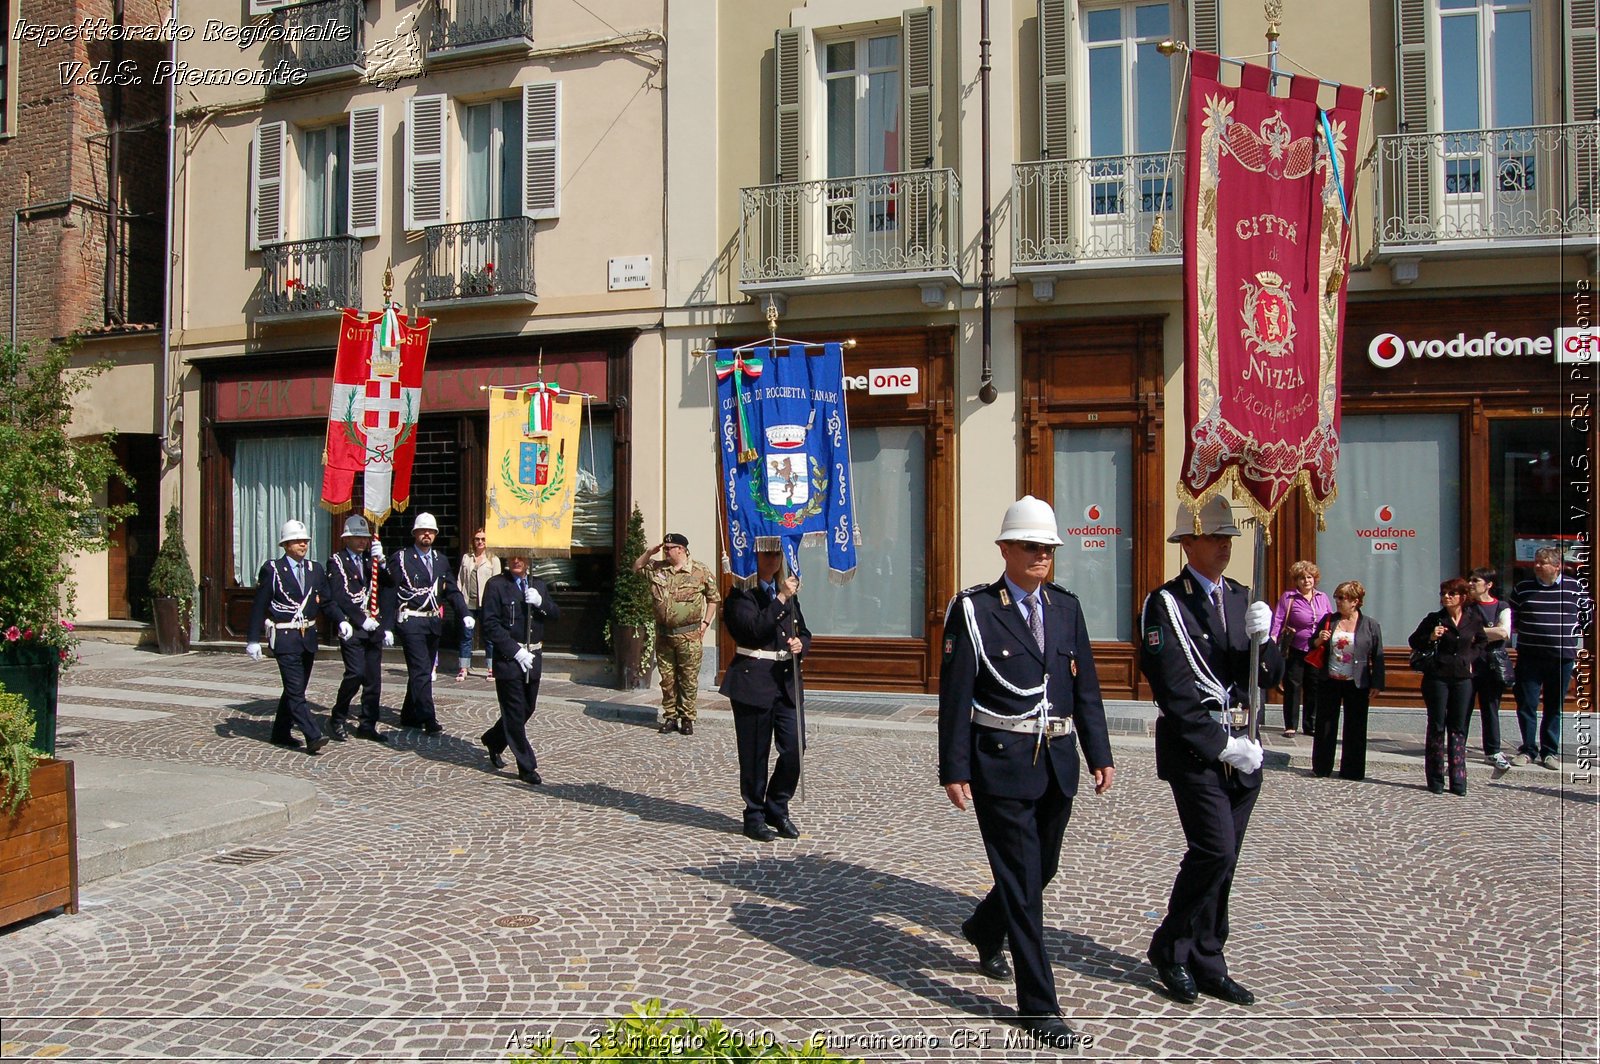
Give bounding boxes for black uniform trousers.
[1149,761,1258,983]
[483,655,542,776]
[270,632,322,744]
[332,628,384,729]
[397,619,442,727]
[731,696,801,827]
[968,764,1075,1020]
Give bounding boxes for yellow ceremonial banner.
[486,387,581,557]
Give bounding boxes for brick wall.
[0,0,169,342]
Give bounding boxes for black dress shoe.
[1019,1016,1079,1049]
[1194,974,1256,1005]
[423,722,444,735]
[658,719,678,734]
[483,740,506,770]
[519,769,543,786]
[352,727,388,743]
[327,722,348,742]
[1150,959,1199,1003]
[305,736,329,755]
[679,720,694,736]
[961,919,1011,981]
[766,815,800,839]
[742,821,777,842]
[270,737,303,749]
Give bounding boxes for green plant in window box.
[460,261,497,296]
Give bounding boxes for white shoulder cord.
[1156,589,1231,710]
[394,551,440,611]
[272,564,316,623]
[960,595,1050,721]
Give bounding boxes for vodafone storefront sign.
[1064,504,1123,552]
[1366,330,1562,369]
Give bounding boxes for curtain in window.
[1053,426,1134,640]
[1315,414,1460,644]
[799,425,926,637]
[232,436,334,584]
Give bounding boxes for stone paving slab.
[0,644,1594,1061]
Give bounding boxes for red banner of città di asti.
[1180,52,1363,532]
[320,306,433,528]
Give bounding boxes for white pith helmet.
[412,512,439,533]
[341,515,372,539]
[995,496,1063,546]
[278,519,311,545]
[1168,496,1242,542]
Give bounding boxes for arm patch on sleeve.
[1144,625,1163,651]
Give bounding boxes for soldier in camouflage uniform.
[635,533,720,736]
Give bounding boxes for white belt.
[1209,707,1252,729]
[399,608,439,620]
[521,642,543,652]
[735,646,791,661]
[974,707,1073,737]
[270,620,315,631]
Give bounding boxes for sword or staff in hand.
[780,565,806,803]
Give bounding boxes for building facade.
[656,0,1598,701]
[0,0,169,624]
[163,0,666,651]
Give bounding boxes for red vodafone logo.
[1085,504,1102,521]
[1375,504,1393,524]
[1065,504,1121,551]
[1368,333,1405,369]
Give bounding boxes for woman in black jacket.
[1409,577,1486,795]
[1308,580,1385,780]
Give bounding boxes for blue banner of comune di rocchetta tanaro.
[716,341,859,586]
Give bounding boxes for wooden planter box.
[0,758,79,927]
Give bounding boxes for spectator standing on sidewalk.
[456,530,500,680]
[1409,578,1485,795]
[1307,580,1384,781]
[1466,567,1513,771]
[1510,547,1594,769]
[636,533,720,736]
[1269,561,1331,738]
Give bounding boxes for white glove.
[245,642,263,661]
[369,539,385,562]
[524,585,542,606]
[514,647,535,672]
[1220,734,1264,773]
[462,615,476,631]
[338,621,354,642]
[383,630,394,648]
[361,617,380,632]
[1245,601,1272,643]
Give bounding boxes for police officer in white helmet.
[326,514,393,742]
[246,519,352,754]
[938,496,1115,1049]
[1139,496,1281,1008]
[387,511,473,734]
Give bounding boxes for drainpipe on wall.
[105,0,126,325]
[977,0,997,404]
[158,0,180,464]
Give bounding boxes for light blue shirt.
[1185,565,1224,600]
[1003,575,1043,627]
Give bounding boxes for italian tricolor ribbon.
[715,350,764,463]
[525,382,561,436]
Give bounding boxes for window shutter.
[405,94,447,231]
[249,121,285,251]
[1570,0,1599,212]
[1394,0,1432,234]
[522,81,560,219]
[903,6,936,170]
[774,26,804,182]
[1038,0,1071,161]
[347,105,383,237]
[1188,0,1220,55]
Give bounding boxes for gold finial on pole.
[765,300,780,342]
[1372,86,1390,102]
[1157,38,1181,56]
[1264,0,1283,41]
[382,258,394,305]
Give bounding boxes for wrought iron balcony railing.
[1376,122,1600,248]
[1012,152,1184,268]
[270,0,365,76]
[422,216,537,302]
[259,236,361,317]
[429,0,534,53]
[739,168,961,286]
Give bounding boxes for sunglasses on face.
[1010,542,1056,555]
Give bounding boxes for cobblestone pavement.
[2,650,1597,1062]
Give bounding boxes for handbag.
[1408,643,1437,671]
[1488,644,1516,686]
[1302,617,1331,671]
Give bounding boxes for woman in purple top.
[1269,560,1332,737]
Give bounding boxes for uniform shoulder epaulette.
[1223,576,1246,592]
[1045,580,1077,599]
[958,582,988,597]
